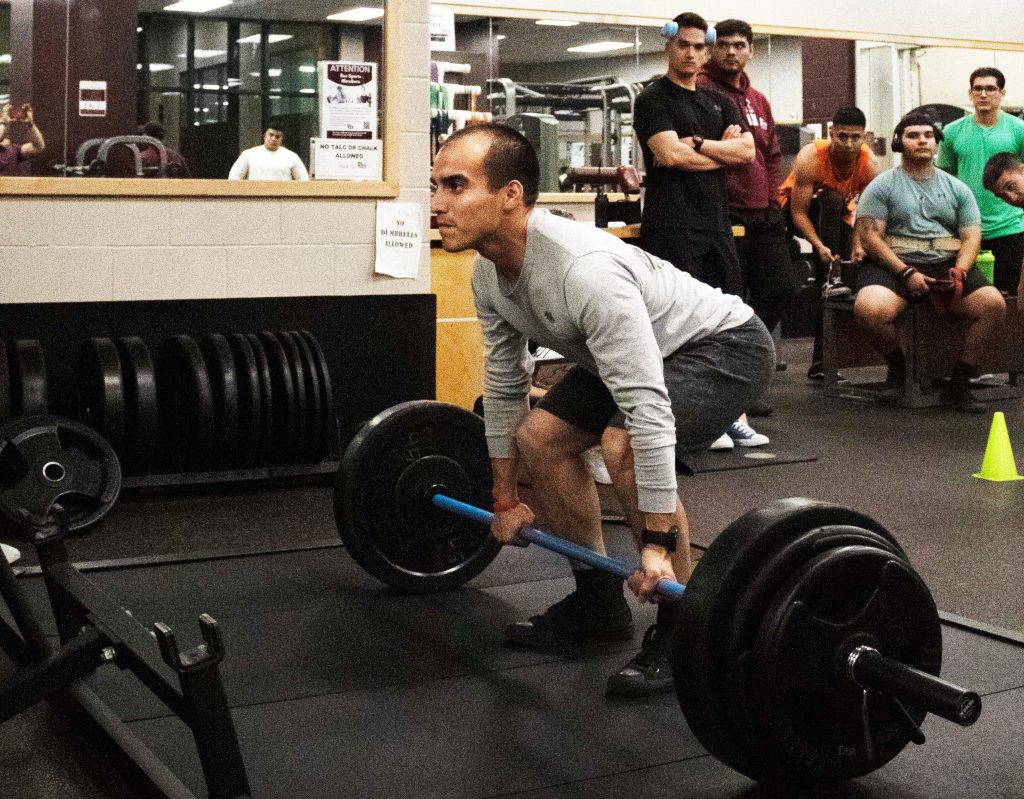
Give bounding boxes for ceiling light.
[178,49,226,59]
[536,19,579,27]
[236,33,293,44]
[0,54,12,64]
[201,83,220,90]
[163,0,232,12]
[566,41,632,53]
[300,88,316,93]
[299,65,317,73]
[327,7,384,22]
[495,35,506,41]
[267,68,282,77]
[137,62,175,72]
[137,26,143,33]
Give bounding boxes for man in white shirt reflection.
[228,126,309,181]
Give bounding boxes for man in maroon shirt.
[698,19,792,410]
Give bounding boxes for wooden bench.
[821,294,1024,407]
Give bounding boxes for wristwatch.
[691,135,705,153]
[641,525,679,553]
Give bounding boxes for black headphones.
[891,123,943,153]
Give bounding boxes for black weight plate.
[0,341,11,426]
[0,414,121,536]
[156,335,215,472]
[74,338,126,458]
[199,334,241,470]
[748,545,942,781]
[298,330,336,458]
[671,498,907,782]
[245,334,274,466]
[227,334,262,468]
[10,340,48,417]
[276,332,310,463]
[115,337,159,476]
[717,525,908,779]
[334,400,500,594]
[257,332,297,465]
[290,330,324,462]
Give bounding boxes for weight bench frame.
[822,294,1024,408]
[0,518,251,799]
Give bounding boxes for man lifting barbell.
[429,122,775,696]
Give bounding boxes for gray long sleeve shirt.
[473,209,753,512]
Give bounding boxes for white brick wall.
[0,0,432,304]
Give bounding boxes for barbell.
[333,400,982,784]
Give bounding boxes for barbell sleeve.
[847,645,982,727]
[431,493,686,600]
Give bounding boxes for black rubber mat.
[692,448,817,473]
[5,546,1021,799]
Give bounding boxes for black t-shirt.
[633,77,742,232]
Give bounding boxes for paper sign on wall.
[318,61,378,140]
[429,7,456,51]
[375,202,423,279]
[311,138,382,180]
[79,81,107,117]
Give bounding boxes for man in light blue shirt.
[854,113,1005,412]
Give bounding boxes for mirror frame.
[0,3,399,198]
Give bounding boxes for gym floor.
[2,337,1023,798]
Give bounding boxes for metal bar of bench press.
[431,493,686,599]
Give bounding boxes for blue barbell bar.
[431,493,686,600]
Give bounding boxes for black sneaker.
[505,586,634,648]
[606,624,674,696]
[944,385,986,414]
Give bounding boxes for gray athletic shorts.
[535,316,775,474]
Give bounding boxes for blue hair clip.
[661,21,716,44]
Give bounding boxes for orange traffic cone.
[972,412,1024,482]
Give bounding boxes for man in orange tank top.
[778,107,879,378]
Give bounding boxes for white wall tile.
[169,200,282,246]
[399,22,431,79]
[110,248,228,300]
[400,77,431,135]
[0,247,113,303]
[1,200,56,246]
[39,200,172,247]
[280,200,376,245]
[401,133,431,193]
[226,245,333,297]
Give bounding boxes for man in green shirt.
[937,67,1024,295]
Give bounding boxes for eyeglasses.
[971,85,1001,94]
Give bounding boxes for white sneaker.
[728,420,770,448]
[709,432,734,451]
[582,446,613,485]
[2,543,21,565]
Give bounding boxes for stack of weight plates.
[154,330,336,474]
[74,337,159,476]
[0,339,49,427]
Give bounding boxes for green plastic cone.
[972,412,1024,482]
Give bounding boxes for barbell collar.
[430,493,686,600]
[847,645,981,727]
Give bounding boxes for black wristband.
[641,526,679,553]
[899,265,918,281]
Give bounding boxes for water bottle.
[975,250,995,284]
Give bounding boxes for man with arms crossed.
[430,123,774,696]
[938,68,1024,295]
[634,11,769,449]
[853,113,1005,412]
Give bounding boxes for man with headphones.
[633,12,754,297]
[853,112,1006,412]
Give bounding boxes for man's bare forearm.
[856,219,904,274]
[490,457,521,505]
[698,136,755,166]
[954,227,981,273]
